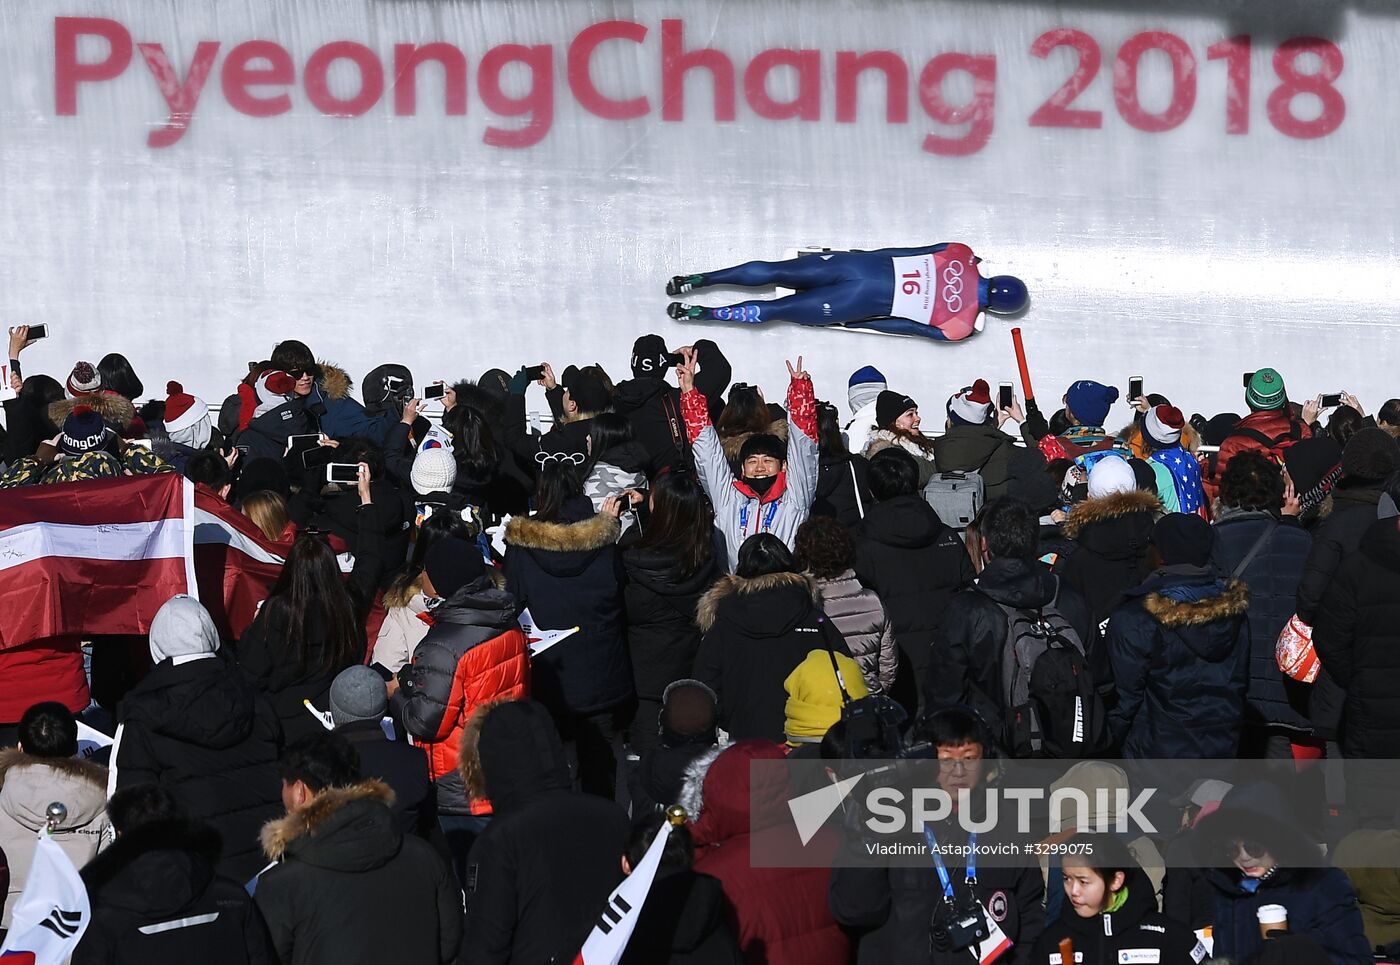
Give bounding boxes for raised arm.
[784,356,820,511]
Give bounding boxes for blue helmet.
[985,275,1028,314]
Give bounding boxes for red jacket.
[0,635,88,722]
[690,740,852,965]
[1207,408,1313,503]
[398,578,529,816]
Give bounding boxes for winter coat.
[1107,567,1251,758]
[1031,869,1202,965]
[1296,482,1386,623]
[687,741,852,965]
[854,493,975,712]
[620,869,744,965]
[1195,782,1372,965]
[629,737,720,816]
[239,398,310,463]
[293,477,410,564]
[863,429,938,487]
[3,392,58,462]
[814,570,897,695]
[461,699,630,964]
[693,572,852,743]
[924,557,1097,739]
[74,819,276,965]
[301,362,393,446]
[812,452,872,530]
[1314,517,1400,765]
[371,587,431,675]
[584,442,650,534]
[0,635,88,722]
[684,375,820,571]
[0,750,111,928]
[622,544,724,701]
[1211,510,1313,732]
[1055,489,1162,631]
[935,421,1050,506]
[399,573,529,815]
[255,781,461,965]
[335,719,434,837]
[613,339,730,477]
[114,656,284,884]
[1214,409,1313,488]
[1333,828,1400,951]
[236,605,365,745]
[504,509,632,714]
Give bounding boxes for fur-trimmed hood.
[1061,488,1163,539]
[720,421,789,467]
[696,571,820,633]
[317,361,354,401]
[1142,577,1250,628]
[505,510,620,554]
[261,780,397,867]
[0,748,109,831]
[49,390,136,431]
[677,743,727,820]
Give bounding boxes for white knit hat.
[411,448,457,495]
[1087,455,1137,499]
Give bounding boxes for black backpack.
[990,581,1107,758]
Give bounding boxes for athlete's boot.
[667,302,704,320]
[666,274,704,297]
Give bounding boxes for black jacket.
[334,719,435,837]
[293,478,410,565]
[1055,489,1161,631]
[924,557,1096,739]
[829,815,1045,965]
[934,422,1050,507]
[693,571,851,742]
[613,339,730,477]
[3,393,57,462]
[254,781,461,965]
[813,452,872,530]
[1031,867,1201,965]
[1210,510,1313,731]
[854,494,975,711]
[239,399,310,464]
[74,819,275,965]
[1296,483,1386,623]
[236,606,365,746]
[505,509,632,714]
[114,656,284,883]
[622,544,724,701]
[1106,566,1251,758]
[621,869,744,965]
[1314,516,1400,764]
[629,736,719,816]
[462,700,630,964]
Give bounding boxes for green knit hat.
[1246,368,1288,411]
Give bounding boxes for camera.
[931,891,991,952]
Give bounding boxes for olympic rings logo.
[942,260,965,313]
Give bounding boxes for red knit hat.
[947,379,993,425]
[163,381,208,434]
[1145,404,1185,446]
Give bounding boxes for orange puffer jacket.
[398,576,530,816]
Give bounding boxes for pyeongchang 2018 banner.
[0,1,1395,423]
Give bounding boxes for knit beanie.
[1341,426,1400,483]
[1283,437,1343,515]
[59,405,112,456]
[411,448,458,495]
[477,369,512,400]
[65,361,102,399]
[1246,368,1288,411]
[328,665,388,727]
[163,381,211,449]
[1087,455,1137,499]
[1065,380,1119,429]
[875,390,918,430]
[947,380,993,427]
[424,537,487,599]
[848,366,886,413]
[783,650,869,744]
[1152,512,1214,567]
[1144,404,1185,447]
[630,334,671,378]
[148,594,220,664]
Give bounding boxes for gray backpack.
[922,470,984,531]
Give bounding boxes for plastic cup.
[1257,904,1288,940]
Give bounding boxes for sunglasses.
[1226,839,1268,859]
[286,369,312,379]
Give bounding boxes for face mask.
[744,474,777,496]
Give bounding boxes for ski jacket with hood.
[301,362,394,446]
[74,819,276,965]
[0,749,111,928]
[255,780,461,965]
[623,543,725,702]
[1055,489,1162,631]
[504,507,631,714]
[686,740,852,965]
[1031,868,1203,965]
[684,374,820,571]
[399,572,529,815]
[115,654,284,884]
[1106,566,1251,759]
[460,699,630,965]
[693,571,851,743]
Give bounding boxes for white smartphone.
[326,463,360,484]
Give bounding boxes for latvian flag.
[0,474,194,648]
[573,818,674,965]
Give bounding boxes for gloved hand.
[508,367,531,396]
[1023,397,1050,441]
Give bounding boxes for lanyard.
[921,824,976,899]
[738,498,780,536]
